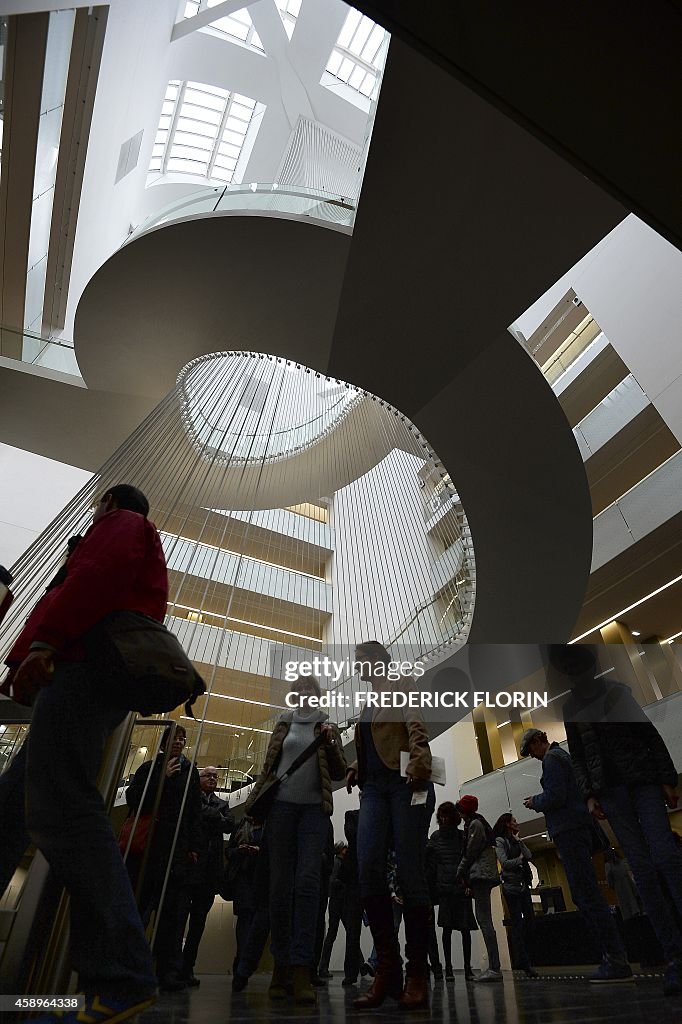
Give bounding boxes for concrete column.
[599,620,658,704]
[641,636,682,698]
[472,706,504,773]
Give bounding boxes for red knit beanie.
[457,794,479,816]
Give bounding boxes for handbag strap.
[277,731,326,782]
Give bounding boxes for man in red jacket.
[0,484,168,1024]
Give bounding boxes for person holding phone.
[125,726,202,991]
[346,641,434,1011]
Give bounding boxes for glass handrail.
[130,183,356,242]
[0,323,81,377]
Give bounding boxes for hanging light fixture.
[0,351,475,772]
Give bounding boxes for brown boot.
[353,895,403,1010]
[268,963,289,1000]
[399,905,430,1010]
[292,965,316,1005]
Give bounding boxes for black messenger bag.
[88,610,206,717]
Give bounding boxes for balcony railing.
[129,183,356,243]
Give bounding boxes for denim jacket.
[529,743,591,838]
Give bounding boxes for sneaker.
[445,966,454,982]
[342,976,357,987]
[475,969,503,983]
[232,972,249,992]
[663,961,682,996]
[318,969,332,979]
[588,961,634,983]
[181,973,200,988]
[29,993,157,1024]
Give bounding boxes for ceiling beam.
[171,0,265,43]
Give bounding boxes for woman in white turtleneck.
[245,675,346,1004]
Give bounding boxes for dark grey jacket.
[563,681,677,798]
[456,817,499,886]
[495,835,531,895]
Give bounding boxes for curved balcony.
[129,183,355,243]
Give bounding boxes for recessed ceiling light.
[632,630,641,637]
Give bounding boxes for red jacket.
[3,510,168,701]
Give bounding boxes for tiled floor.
[138,971,681,1023]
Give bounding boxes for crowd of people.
[0,483,682,1024]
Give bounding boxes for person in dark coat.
[522,727,633,984]
[318,840,349,978]
[426,802,478,981]
[554,643,682,998]
[454,796,501,982]
[312,819,336,985]
[230,816,270,992]
[493,813,538,977]
[339,809,365,985]
[178,766,235,985]
[125,725,202,991]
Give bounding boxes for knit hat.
[456,794,479,816]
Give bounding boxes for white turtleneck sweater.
[275,708,324,805]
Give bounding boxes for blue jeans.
[3,662,156,997]
[357,774,435,906]
[600,783,682,962]
[267,800,328,966]
[554,826,628,966]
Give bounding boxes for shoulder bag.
[87,610,207,717]
[118,812,154,858]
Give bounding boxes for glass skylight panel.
[184,1,264,51]
[275,0,301,39]
[149,81,259,184]
[325,8,387,98]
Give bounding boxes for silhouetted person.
[0,484,166,1020]
[555,642,682,997]
[179,766,234,985]
[522,727,633,984]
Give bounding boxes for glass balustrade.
[130,182,355,242]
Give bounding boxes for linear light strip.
[169,602,321,643]
[180,715,272,734]
[163,530,325,581]
[208,692,286,710]
[663,629,682,644]
[571,573,682,642]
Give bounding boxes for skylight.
[275,0,301,40]
[183,0,264,53]
[149,80,262,184]
[325,8,387,98]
